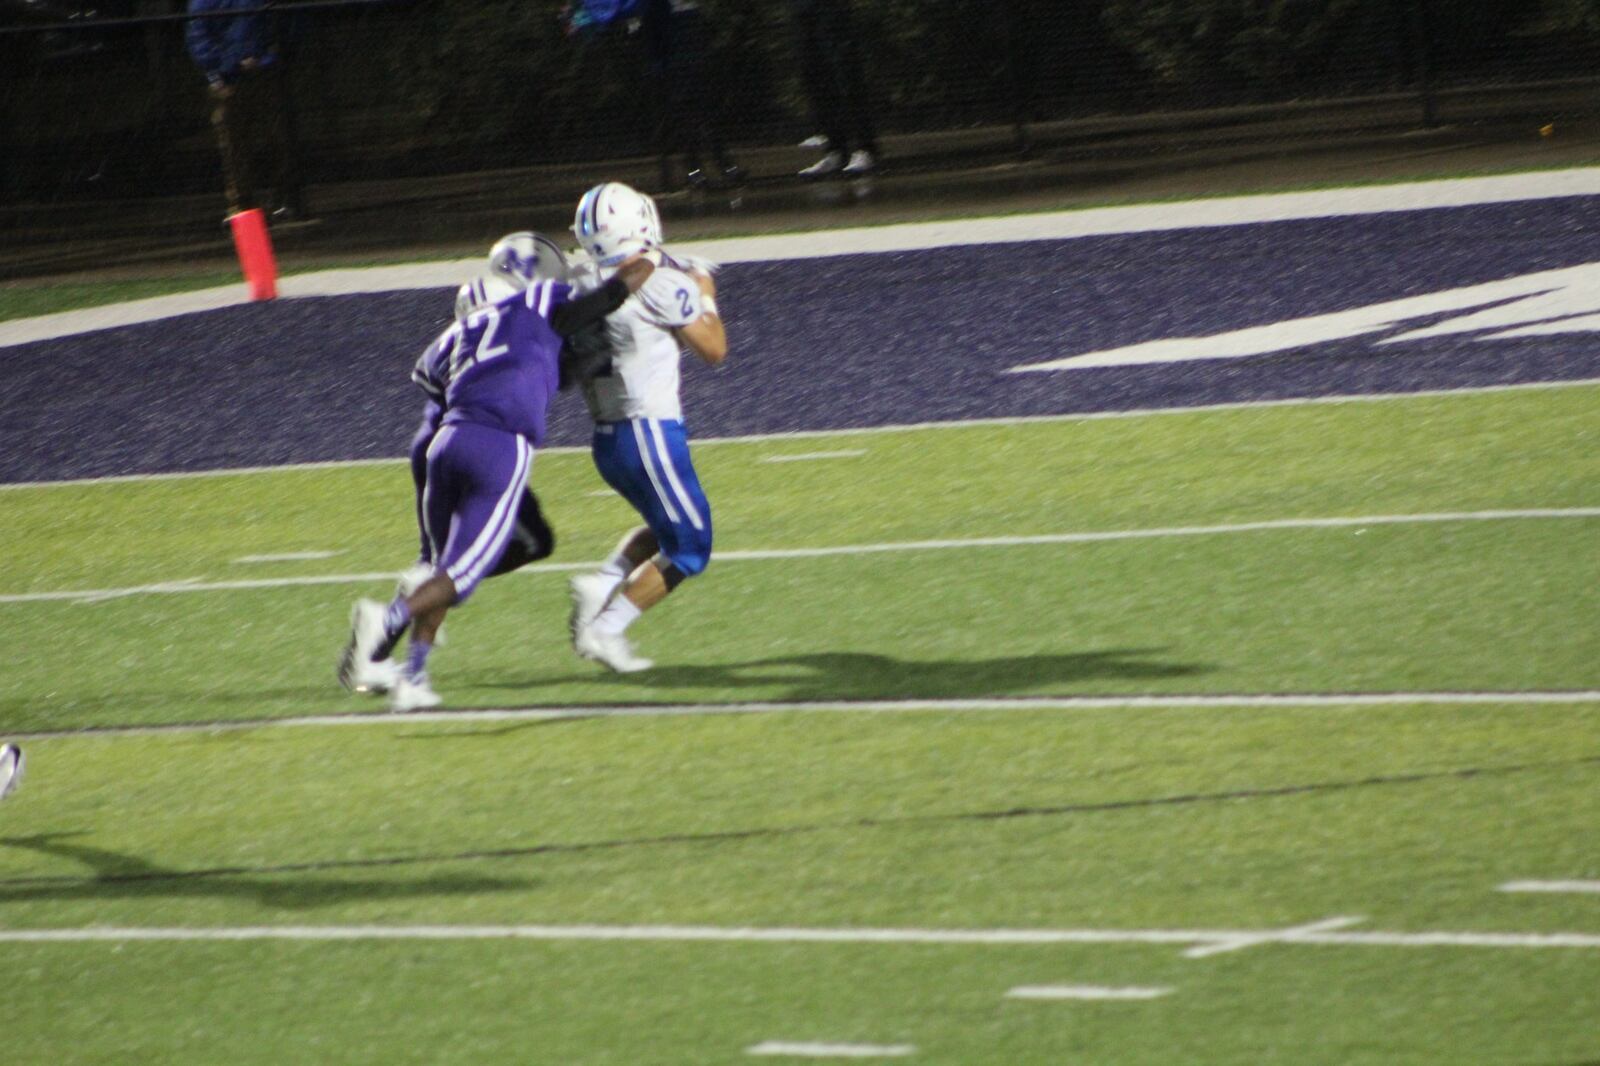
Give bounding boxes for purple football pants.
[422,421,533,604]
[411,407,552,574]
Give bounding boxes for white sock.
[599,556,631,584]
[592,594,642,636]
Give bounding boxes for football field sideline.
[11,689,1600,741]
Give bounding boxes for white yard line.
[12,690,1600,741]
[1182,915,1365,958]
[15,571,400,605]
[7,168,1600,349]
[759,451,867,464]
[4,377,1597,492]
[3,920,1600,954]
[747,1042,915,1059]
[233,551,342,564]
[70,577,206,605]
[1499,881,1600,895]
[1006,985,1172,1000]
[4,507,1595,606]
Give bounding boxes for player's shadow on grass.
[506,647,1211,701]
[0,832,534,910]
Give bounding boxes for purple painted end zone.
[5,198,1600,483]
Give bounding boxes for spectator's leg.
[208,82,253,214]
[671,62,707,178]
[797,4,850,156]
[261,62,307,217]
[826,0,879,157]
[675,12,734,175]
[648,65,680,190]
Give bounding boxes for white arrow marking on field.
[1010,262,1600,372]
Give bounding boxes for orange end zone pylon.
[228,208,278,301]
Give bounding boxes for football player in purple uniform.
[338,245,656,711]
[392,260,561,616]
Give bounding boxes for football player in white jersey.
[565,181,728,672]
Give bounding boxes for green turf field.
[4,384,1599,1063]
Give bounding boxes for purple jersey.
[412,280,572,446]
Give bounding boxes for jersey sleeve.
[411,328,454,401]
[634,269,703,328]
[522,280,575,320]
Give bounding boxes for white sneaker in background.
[390,674,443,713]
[574,626,654,673]
[799,133,829,148]
[843,149,876,175]
[799,151,845,178]
[0,744,23,802]
[337,598,398,694]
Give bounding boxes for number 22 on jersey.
[448,306,510,379]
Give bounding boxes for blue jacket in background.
[565,0,642,35]
[186,0,279,84]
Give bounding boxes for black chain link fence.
[1,0,1597,207]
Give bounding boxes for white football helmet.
[453,273,524,322]
[487,231,570,287]
[572,182,662,268]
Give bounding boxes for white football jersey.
[577,261,704,423]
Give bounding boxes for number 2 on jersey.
[450,307,509,377]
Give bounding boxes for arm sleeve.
[558,321,614,391]
[548,278,632,337]
[410,333,450,401]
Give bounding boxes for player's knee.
[658,542,710,580]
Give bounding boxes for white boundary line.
[7,167,1600,350]
[12,691,1600,741]
[1499,881,1600,894]
[4,507,1596,606]
[1005,985,1173,1001]
[3,920,1600,953]
[233,551,342,564]
[747,1042,915,1059]
[4,376,1597,492]
[759,451,867,464]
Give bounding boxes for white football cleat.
[798,133,829,148]
[337,598,399,694]
[799,150,845,178]
[395,563,445,644]
[568,573,618,642]
[0,744,23,802]
[575,626,653,673]
[390,674,443,713]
